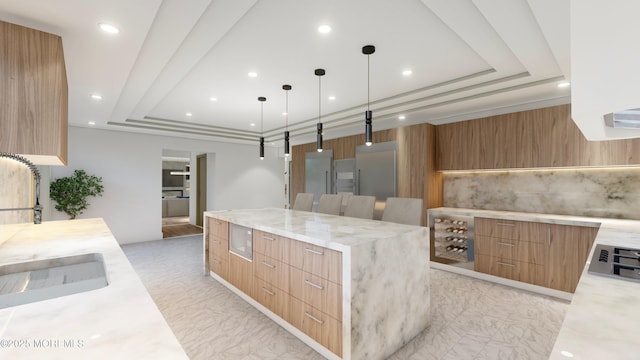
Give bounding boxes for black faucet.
[0,152,42,224]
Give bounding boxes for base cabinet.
[208,218,229,280]
[289,296,342,357]
[228,253,253,297]
[474,217,598,293]
[545,224,598,292]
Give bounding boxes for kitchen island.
[0,219,188,359]
[203,208,430,360]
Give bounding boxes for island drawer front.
[228,253,254,298]
[475,254,545,286]
[254,253,290,292]
[208,218,229,239]
[210,256,228,281]
[475,235,546,265]
[210,236,229,255]
[254,230,290,261]
[289,296,342,357]
[289,240,342,285]
[289,267,342,320]
[253,279,289,322]
[475,217,547,243]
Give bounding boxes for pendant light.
[362,45,375,146]
[258,96,266,160]
[315,68,325,152]
[283,84,291,157]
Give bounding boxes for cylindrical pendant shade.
[284,130,290,156]
[259,137,265,159]
[316,123,323,152]
[365,110,373,146]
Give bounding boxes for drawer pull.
[497,242,515,247]
[304,312,325,325]
[261,261,276,269]
[496,222,515,227]
[496,261,515,268]
[263,235,276,241]
[304,279,324,290]
[304,248,324,256]
[261,287,275,296]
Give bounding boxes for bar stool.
[316,194,343,215]
[381,197,423,226]
[344,195,376,220]
[292,193,314,212]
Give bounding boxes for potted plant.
[50,169,104,219]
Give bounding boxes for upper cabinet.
[437,104,640,170]
[0,20,68,166]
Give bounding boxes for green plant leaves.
[49,169,104,219]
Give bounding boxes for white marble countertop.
[428,207,640,359]
[205,208,427,252]
[0,219,188,359]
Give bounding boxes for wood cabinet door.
[545,224,598,292]
[228,253,254,297]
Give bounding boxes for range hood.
[604,109,640,129]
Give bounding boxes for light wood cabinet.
[289,240,342,285]
[475,254,545,286]
[253,230,290,261]
[436,104,640,170]
[475,216,598,293]
[289,267,342,321]
[0,20,68,165]
[253,279,290,321]
[208,218,229,280]
[253,252,290,292]
[228,253,253,297]
[289,296,342,357]
[545,224,598,292]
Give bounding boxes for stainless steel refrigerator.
[355,141,397,201]
[305,150,333,211]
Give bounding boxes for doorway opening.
[161,150,202,238]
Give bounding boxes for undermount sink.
[0,253,108,309]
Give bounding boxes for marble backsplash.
[443,167,640,220]
[0,158,32,224]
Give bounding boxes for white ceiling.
[1,0,591,146]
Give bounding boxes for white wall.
[48,127,283,244]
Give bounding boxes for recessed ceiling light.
[250,123,256,127]
[98,23,119,34]
[282,112,288,116]
[186,112,193,117]
[210,97,218,102]
[88,121,96,126]
[248,72,258,78]
[402,69,413,76]
[328,96,336,101]
[318,25,331,33]
[560,350,574,358]
[90,94,103,100]
[398,115,406,120]
[557,82,571,88]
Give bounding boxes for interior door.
[196,154,207,226]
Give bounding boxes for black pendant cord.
[367,54,370,111]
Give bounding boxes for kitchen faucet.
[0,152,42,224]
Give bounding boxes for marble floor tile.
[122,236,568,360]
